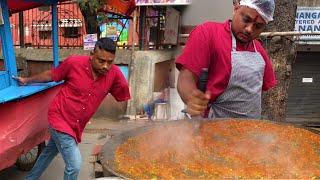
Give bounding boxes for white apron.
[208,31,266,119]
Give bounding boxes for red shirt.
[176,20,277,102]
[49,56,130,143]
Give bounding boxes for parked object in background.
[0,86,61,171]
[143,98,166,120]
[0,0,65,171]
[153,102,169,120]
[142,88,170,120]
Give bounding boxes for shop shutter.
[286,52,320,126]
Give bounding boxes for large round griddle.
[99,119,320,179]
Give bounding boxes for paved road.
[0,132,100,180]
[0,119,149,180]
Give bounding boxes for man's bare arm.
[177,68,198,103]
[13,70,53,85]
[177,68,211,116]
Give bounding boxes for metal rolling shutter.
[286,52,320,125]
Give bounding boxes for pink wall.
[10,2,86,47]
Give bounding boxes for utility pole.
[138,6,146,50]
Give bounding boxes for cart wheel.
[16,142,46,171]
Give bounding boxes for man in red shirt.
[176,0,277,119]
[15,38,130,180]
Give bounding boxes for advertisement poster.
[83,34,97,50]
[100,19,129,47]
[136,0,191,6]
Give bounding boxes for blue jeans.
[25,127,82,180]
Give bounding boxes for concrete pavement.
[0,118,149,180]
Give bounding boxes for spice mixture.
[115,120,320,179]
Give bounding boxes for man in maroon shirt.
[176,0,277,119]
[15,38,130,180]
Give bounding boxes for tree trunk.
[79,3,100,35]
[261,0,298,121]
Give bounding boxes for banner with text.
[136,0,191,6]
[295,7,320,41]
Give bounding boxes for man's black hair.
[94,38,116,54]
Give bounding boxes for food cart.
[0,0,66,171]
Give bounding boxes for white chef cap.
[239,0,275,23]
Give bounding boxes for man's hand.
[186,89,211,116]
[12,76,29,85]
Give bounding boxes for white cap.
[239,0,275,23]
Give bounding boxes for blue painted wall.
[117,65,129,80]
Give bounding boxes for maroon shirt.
[176,20,277,102]
[49,55,130,143]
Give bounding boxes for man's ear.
[233,4,241,14]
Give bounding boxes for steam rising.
[116,120,320,178]
[137,122,200,161]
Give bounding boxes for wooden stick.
[180,32,320,38]
[260,31,320,37]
